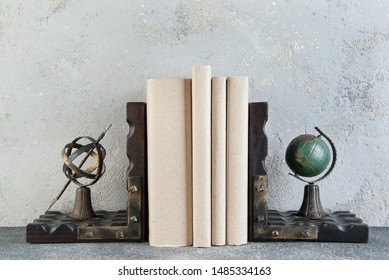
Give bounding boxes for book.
[211,77,227,246]
[147,78,193,247]
[226,76,249,245]
[192,65,212,247]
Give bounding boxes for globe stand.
[297,184,326,220]
[69,187,96,221]
[289,127,335,221]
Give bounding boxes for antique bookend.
[26,102,147,243]
[248,102,369,243]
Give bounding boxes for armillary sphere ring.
[61,136,106,187]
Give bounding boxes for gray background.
[0,0,388,226]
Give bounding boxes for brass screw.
[129,186,138,193]
[85,231,94,238]
[116,231,124,239]
[130,216,138,223]
[272,230,280,237]
[302,231,310,238]
[257,215,265,223]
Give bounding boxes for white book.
[147,78,193,247]
[192,65,212,247]
[226,76,248,245]
[211,77,227,246]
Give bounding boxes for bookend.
[248,102,369,243]
[26,102,147,243]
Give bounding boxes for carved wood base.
[249,175,369,243]
[26,210,127,243]
[255,209,369,243]
[27,176,145,243]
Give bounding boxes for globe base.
[70,187,96,221]
[297,184,326,220]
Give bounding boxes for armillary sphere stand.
[61,135,107,221]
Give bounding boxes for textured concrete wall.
[0,0,388,226]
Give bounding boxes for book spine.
[211,77,227,246]
[147,79,193,247]
[226,76,249,245]
[192,65,212,247]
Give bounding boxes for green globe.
[285,134,331,177]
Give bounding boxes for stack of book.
[147,66,248,247]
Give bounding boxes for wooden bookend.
[77,102,147,242]
[26,103,147,243]
[248,102,369,243]
[78,102,148,242]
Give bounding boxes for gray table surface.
[0,227,388,260]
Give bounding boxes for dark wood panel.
[126,102,148,241]
[248,102,268,241]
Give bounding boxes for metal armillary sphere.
[62,136,106,188]
[46,125,111,221]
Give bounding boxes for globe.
[285,134,331,178]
